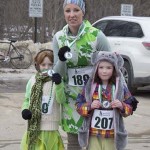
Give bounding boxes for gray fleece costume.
[78,51,129,150]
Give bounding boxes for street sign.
[29,0,43,17]
[121,4,133,16]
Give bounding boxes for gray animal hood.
[78,51,128,150]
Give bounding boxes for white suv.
[93,16,150,93]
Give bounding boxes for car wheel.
[121,61,137,94]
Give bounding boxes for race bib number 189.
[68,67,92,86]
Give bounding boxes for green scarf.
[27,73,51,149]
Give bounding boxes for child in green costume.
[21,49,65,150]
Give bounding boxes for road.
[0,68,150,150]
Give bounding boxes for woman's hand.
[111,99,123,110]
[91,100,101,109]
[58,46,71,61]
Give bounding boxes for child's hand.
[52,73,62,84]
[91,100,101,109]
[22,109,32,120]
[111,99,123,110]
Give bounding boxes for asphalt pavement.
[0,67,150,150]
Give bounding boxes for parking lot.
[0,68,150,150]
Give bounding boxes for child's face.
[97,61,114,84]
[39,57,53,72]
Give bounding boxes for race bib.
[68,67,92,86]
[41,96,54,114]
[91,110,114,130]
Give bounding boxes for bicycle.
[0,40,32,69]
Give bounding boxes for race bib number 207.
[91,110,114,130]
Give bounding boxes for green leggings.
[88,136,115,150]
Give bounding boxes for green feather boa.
[27,73,51,149]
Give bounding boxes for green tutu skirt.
[20,130,64,150]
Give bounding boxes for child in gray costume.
[76,51,138,150]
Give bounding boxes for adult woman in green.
[53,0,111,149]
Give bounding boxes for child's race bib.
[41,95,54,114]
[91,109,114,130]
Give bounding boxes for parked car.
[93,16,150,93]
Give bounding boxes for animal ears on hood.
[91,51,124,69]
[91,51,99,65]
[115,52,124,69]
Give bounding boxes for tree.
[0,0,149,43]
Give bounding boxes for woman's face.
[97,61,114,84]
[64,4,84,29]
[39,57,53,72]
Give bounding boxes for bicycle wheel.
[0,49,5,62]
[0,49,11,68]
[10,46,32,69]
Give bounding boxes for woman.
[53,0,111,149]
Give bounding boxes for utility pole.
[34,17,38,43]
